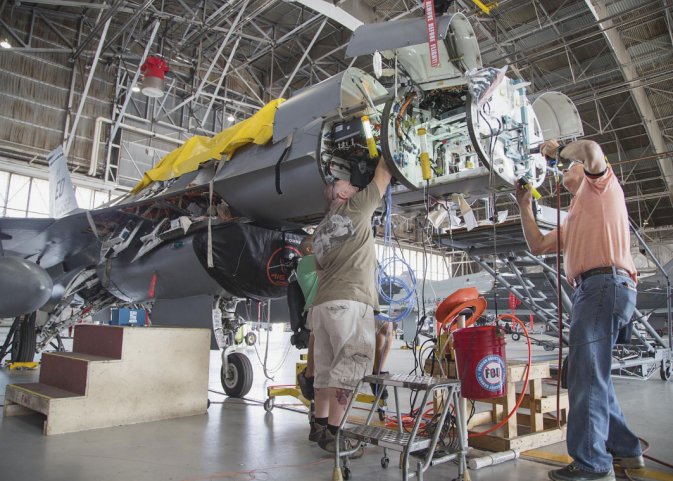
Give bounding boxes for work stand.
[332,373,467,481]
[435,211,672,381]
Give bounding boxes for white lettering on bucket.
[476,355,506,392]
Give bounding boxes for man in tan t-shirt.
[516,139,642,481]
[310,156,391,454]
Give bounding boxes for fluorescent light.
[227,115,235,122]
[0,39,11,49]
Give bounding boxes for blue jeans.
[567,274,642,472]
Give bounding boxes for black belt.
[578,266,630,285]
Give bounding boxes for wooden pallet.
[467,360,568,452]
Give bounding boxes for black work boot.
[548,465,615,481]
[612,454,645,470]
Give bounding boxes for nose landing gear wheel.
[221,352,253,398]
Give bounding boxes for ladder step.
[342,424,431,452]
[364,373,458,390]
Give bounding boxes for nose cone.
[0,257,53,317]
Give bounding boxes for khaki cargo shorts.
[310,300,376,390]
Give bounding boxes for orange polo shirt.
[559,168,636,285]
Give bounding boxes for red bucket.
[453,326,507,399]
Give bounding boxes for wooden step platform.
[4,325,210,435]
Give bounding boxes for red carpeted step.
[72,325,124,359]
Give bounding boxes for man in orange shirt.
[516,139,643,481]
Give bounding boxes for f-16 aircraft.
[0,13,582,397]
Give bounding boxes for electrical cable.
[554,169,564,428]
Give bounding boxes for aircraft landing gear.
[221,350,253,398]
[214,297,254,398]
[0,312,37,363]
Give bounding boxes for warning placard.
[424,0,440,67]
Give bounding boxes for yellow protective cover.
[132,98,284,193]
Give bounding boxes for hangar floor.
[0,325,672,481]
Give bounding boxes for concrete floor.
[1,326,672,481]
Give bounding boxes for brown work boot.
[308,422,326,442]
[318,430,364,459]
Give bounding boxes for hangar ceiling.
[0,0,672,238]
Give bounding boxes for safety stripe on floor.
[523,450,673,481]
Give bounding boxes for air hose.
[376,185,416,323]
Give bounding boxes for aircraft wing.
[0,214,96,268]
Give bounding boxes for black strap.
[585,168,607,178]
[274,133,293,195]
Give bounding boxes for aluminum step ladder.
[332,373,467,481]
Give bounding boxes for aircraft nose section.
[0,257,53,317]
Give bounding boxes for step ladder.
[4,325,210,435]
[332,373,467,481]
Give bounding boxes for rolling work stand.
[332,373,467,481]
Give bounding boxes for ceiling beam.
[287,0,363,31]
[585,0,673,204]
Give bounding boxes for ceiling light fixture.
[227,115,235,122]
[0,39,11,49]
[131,84,141,93]
[140,55,169,98]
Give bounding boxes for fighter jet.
[0,13,582,396]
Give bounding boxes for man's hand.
[515,181,532,208]
[540,140,560,160]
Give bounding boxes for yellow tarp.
[132,98,285,194]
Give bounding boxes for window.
[28,178,50,217]
[6,174,30,217]
[74,186,94,210]
[0,171,8,216]
[93,190,111,208]
[376,243,450,282]
[0,169,114,219]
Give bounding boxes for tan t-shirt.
[312,183,382,309]
[554,168,636,285]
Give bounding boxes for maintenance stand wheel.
[378,408,385,422]
[381,456,389,468]
[221,352,253,398]
[660,360,672,381]
[264,398,274,412]
[342,467,351,480]
[511,332,521,342]
[244,331,257,346]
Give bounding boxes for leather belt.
[577,266,630,285]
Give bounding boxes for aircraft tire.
[221,352,253,398]
[11,312,37,362]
